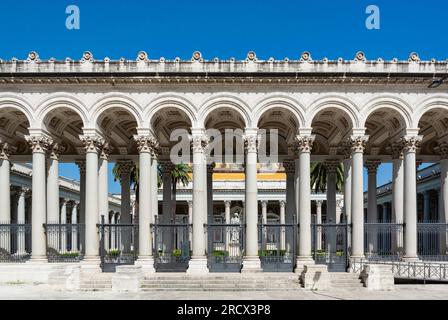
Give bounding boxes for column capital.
[160,160,175,173]
[389,142,404,160]
[75,159,86,173]
[188,200,194,208]
[279,200,286,208]
[0,142,10,160]
[243,132,260,153]
[99,141,112,160]
[399,135,423,153]
[60,198,70,206]
[261,200,268,208]
[325,160,340,173]
[26,135,53,154]
[117,160,135,174]
[348,135,369,154]
[316,200,323,208]
[294,135,315,153]
[48,142,66,160]
[365,160,381,173]
[224,200,231,208]
[435,142,448,160]
[207,162,216,174]
[134,135,159,156]
[79,135,105,154]
[191,133,210,153]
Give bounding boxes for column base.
[135,256,156,274]
[80,257,102,274]
[294,256,315,274]
[187,257,209,274]
[242,257,262,273]
[402,256,420,262]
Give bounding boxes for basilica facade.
[0,50,447,280]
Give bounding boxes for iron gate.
[152,219,191,272]
[259,223,296,272]
[99,217,138,272]
[312,222,350,272]
[207,223,244,272]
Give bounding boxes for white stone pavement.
[1,283,448,300]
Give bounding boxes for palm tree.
[310,162,345,193]
[113,162,192,220]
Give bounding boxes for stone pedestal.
[242,257,262,273]
[362,264,395,291]
[300,265,330,290]
[112,265,144,293]
[187,258,209,274]
[80,259,102,274]
[135,257,156,274]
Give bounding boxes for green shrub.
[107,249,121,258]
[212,250,229,257]
[172,249,182,257]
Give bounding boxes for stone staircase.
[329,273,364,289]
[141,274,302,292]
[79,273,112,291]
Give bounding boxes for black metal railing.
[207,223,244,272]
[417,222,448,261]
[364,221,403,261]
[152,218,191,272]
[99,217,138,272]
[0,224,31,263]
[44,224,85,263]
[259,223,296,272]
[312,222,350,272]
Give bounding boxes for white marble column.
[296,135,315,266]
[71,202,79,252]
[366,161,380,223]
[366,160,380,254]
[0,143,11,253]
[161,160,174,223]
[47,143,63,224]
[134,135,158,272]
[294,157,300,226]
[151,157,159,220]
[343,155,352,224]
[17,188,28,255]
[118,160,133,224]
[225,200,231,250]
[98,143,110,222]
[391,144,404,253]
[207,164,215,224]
[80,135,103,269]
[316,200,323,251]
[27,135,53,262]
[436,143,448,254]
[110,213,116,250]
[350,136,368,259]
[242,130,262,272]
[188,131,209,273]
[261,201,268,225]
[280,200,286,251]
[402,136,422,261]
[75,160,86,254]
[326,161,339,224]
[284,160,296,224]
[60,199,68,252]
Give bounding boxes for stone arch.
[90,94,143,128]
[252,95,306,128]
[306,96,359,128]
[198,95,251,129]
[0,94,34,125]
[413,96,448,128]
[35,94,88,128]
[144,95,197,129]
[360,96,412,129]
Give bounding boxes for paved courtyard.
[0,282,448,300]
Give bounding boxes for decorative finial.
[301,51,311,61]
[27,51,39,62]
[355,51,366,62]
[192,51,202,61]
[81,51,93,63]
[247,51,256,61]
[409,52,420,62]
[137,51,148,62]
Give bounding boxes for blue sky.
[1,0,446,192]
